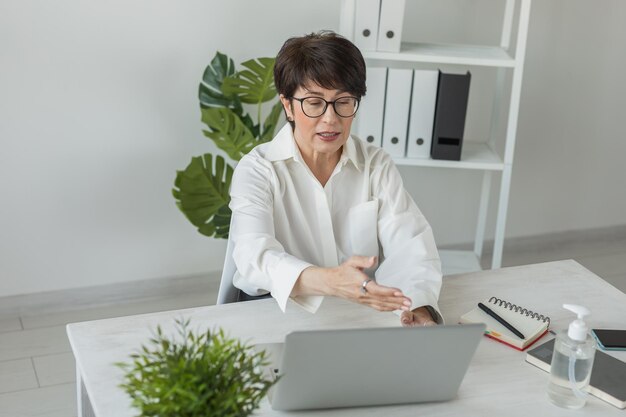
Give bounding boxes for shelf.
[344,0,531,270]
[440,250,483,276]
[363,42,516,68]
[393,142,504,171]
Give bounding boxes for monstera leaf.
[199,52,257,135]
[222,57,276,105]
[173,154,233,239]
[198,52,237,108]
[175,52,283,239]
[201,107,257,161]
[260,101,284,143]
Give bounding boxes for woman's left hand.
[400,306,438,327]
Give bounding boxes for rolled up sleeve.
[230,155,313,312]
[372,154,444,323]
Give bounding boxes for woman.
[229,31,442,326]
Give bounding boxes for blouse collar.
[265,123,360,171]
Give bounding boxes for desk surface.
[67,260,626,417]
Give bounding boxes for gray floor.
[1,232,625,417]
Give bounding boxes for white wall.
[507,1,626,236]
[400,0,626,245]
[1,0,625,297]
[0,0,339,296]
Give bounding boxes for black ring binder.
[488,296,551,326]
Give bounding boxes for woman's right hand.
[293,256,412,312]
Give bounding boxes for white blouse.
[229,123,442,317]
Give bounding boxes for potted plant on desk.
[116,319,276,417]
[172,52,282,238]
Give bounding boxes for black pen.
[478,302,525,340]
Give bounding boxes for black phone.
[592,329,626,350]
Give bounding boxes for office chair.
[217,235,272,304]
[216,236,239,304]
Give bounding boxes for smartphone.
[591,329,626,351]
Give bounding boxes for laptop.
[255,323,485,411]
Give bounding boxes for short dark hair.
[274,30,367,103]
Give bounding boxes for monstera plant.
[172,52,283,238]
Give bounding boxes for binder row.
[355,68,471,161]
[354,0,406,53]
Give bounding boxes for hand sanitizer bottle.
[547,304,596,409]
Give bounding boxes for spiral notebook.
[459,297,551,351]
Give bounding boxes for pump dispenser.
[547,304,596,409]
[564,304,590,341]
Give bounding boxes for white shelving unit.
[340,0,532,274]
[363,42,516,68]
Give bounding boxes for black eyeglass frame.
[289,96,361,118]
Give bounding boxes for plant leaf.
[222,57,276,105]
[198,52,259,139]
[201,107,257,161]
[198,52,237,108]
[178,54,281,240]
[116,320,277,417]
[260,100,284,143]
[232,95,259,138]
[172,154,233,239]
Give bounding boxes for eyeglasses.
[290,96,360,118]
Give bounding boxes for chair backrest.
[216,235,239,304]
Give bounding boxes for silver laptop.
[256,323,485,411]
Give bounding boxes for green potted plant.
[172,52,283,238]
[116,318,276,417]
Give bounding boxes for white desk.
[67,260,626,417]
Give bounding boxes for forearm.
[290,266,332,297]
[292,256,411,313]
